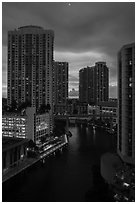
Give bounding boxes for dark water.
[3,124,116,202]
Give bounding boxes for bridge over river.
[54,114,114,123]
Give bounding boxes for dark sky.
[2,2,135,98]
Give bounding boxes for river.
[3,124,116,202]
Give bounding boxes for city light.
[2,2,135,202]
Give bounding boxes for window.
[129,60,132,65]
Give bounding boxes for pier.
[2,134,68,183]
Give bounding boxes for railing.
[40,141,68,159]
[2,134,68,183]
[54,114,117,120]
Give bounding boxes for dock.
[2,134,68,183]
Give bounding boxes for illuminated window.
[129,95,132,98]
[129,60,132,65]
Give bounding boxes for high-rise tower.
[117,43,135,164]
[94,62,109,103]
[7,25,54,110]
[79,62,109,105]
[53,61,68,114]
[79,66,94,104]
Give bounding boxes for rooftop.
[98,101,117,107]
[18,25,43,30]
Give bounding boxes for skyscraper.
[53,61,68,114]
[117,43,135,164]
[7,25,54,110]
[79,66,94,104]
[79,62,109,105]
[94,62,109,103]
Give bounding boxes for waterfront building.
[35,112,50,144]
[67,98,79,115]
[98,100,117,126]
[66,98,88,115]
[2,107,35,140]
[87,105,100,116]
[100,43,135,202]
[7,25,54,132]
[109,98,117,103]
[77,102,88,115]
[53,61,68,114]
[87,100,117,126]
[117,43,135,165]
[2,137,29,175]
[79,62,109,105]
[2,107,50,143]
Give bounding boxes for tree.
[18,100,31,111]
[53,125,65,137]
[28,139,36,149]
[8,100,18,111]
[40,136,46,144]
[37,103,51,114]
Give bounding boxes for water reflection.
[3,124,115,202]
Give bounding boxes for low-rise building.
[88,105,100,116]
[35,113,50,143]
[67,98,79,115]
[2,107,50,142]
[78,102,88,115]
[98,100,117,125]
[2,107,35,140]
[2,137,29,175]
[66,99,88,115]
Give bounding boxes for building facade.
[7,25,54,110]
[35,112,50,144]
[79,66,95,104]
[2,137,29,176]
[2,113,28,139]
[88,105,100,116]
[67,98,79,115]
[117,43,135,164]
[53,61,68,114]
[79,62,109,105]
[7,25,54,132]
[2,107,50,143]
[94,62,109,103]
[98,100,117,125]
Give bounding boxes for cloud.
[69,88,79,98]
[109,85,117,98]
[69,74,78,81]
[2,2,135,98]
[3,2,134,52]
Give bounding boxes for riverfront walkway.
[54,114,115,123]
[2,134,68,183]
[2,157,40,183]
